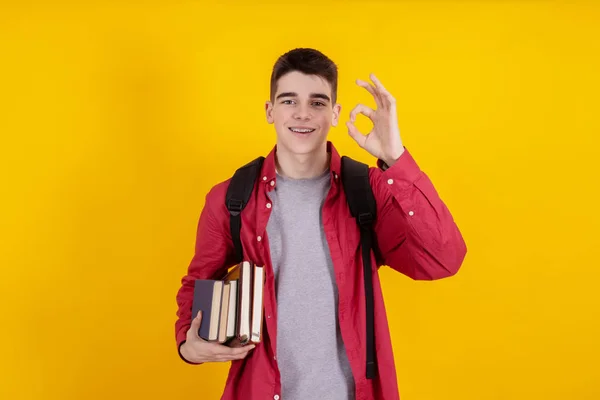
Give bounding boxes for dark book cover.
[191,279,222,341]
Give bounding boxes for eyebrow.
[276,92,331,102]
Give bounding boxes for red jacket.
[175,141,467,400]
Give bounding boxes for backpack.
[225,155,378,379]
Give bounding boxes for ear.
[265,101,274,124]
[331,103,342,127]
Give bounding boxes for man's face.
[265,71,341,156]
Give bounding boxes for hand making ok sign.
[347,73,405,167]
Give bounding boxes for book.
[191,261,266,345]
[217,282,231,343]
[191,280,224,342]
[225,279,237,340]
[223,261,253,344]
[250,265,265,343]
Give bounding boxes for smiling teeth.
[290,128,315,133]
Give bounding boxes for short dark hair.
[270,48,338,104]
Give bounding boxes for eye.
[312,101,326,107]
[281,100,295,105]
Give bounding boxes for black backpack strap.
[341,155,378,380]
[225,156,265,264]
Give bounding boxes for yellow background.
[1,1,599,399]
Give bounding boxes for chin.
[278,139,322,155]
[291,137,327,153]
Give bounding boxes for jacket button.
[257,236,262,242]
[274,395,280,400]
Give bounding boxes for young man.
[175,48,467,400]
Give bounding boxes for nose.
[293,104,311,120]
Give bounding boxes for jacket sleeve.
[369,148,467,280]
[174,184,236,363]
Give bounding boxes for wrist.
[179,341,193,363]
[382,147,404,167]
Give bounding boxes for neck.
[275,144,330,179]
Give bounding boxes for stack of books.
[192,261,265,345]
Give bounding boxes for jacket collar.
[261,141,342,184]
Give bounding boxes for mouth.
[288,127,316,135]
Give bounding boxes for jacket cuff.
[376,158,390,171]
[379,148,422,191]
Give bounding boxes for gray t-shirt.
[266,169,355,400]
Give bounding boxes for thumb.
[347,121,366,148]
[189,310,202,339]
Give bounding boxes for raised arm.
[346,73,467,279]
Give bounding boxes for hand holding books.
[180,310,255,364]
[180,261,266,364]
